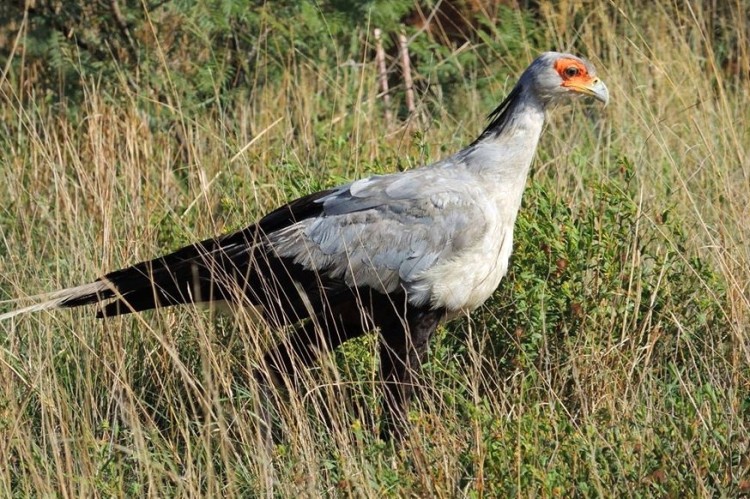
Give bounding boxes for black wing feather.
[61,188,339,319]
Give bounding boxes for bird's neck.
[461,84,546,185]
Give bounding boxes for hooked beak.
[568,77,609,106]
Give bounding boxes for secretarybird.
[1,52,608,438]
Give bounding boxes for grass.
[1,1,749,496]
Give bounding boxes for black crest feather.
[472,83,524,144]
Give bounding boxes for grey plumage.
[267,168,488,306]
[0,52,608,439]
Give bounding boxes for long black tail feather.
[1,188,338,322]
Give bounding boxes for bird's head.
[523,52,609,107]
[476,51,608,142]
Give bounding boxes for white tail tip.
[0,281,109,321]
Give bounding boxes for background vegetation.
[0,0,748,496]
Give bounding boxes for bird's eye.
[564,66,580,78]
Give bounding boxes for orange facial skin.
[554,57,596,88]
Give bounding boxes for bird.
[0,52,608,438]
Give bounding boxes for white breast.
[408,136,537,313]
[419,218,515,313]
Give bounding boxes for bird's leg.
[255,299,375,439]
[260,301,373,385]
[378,307,443,440]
